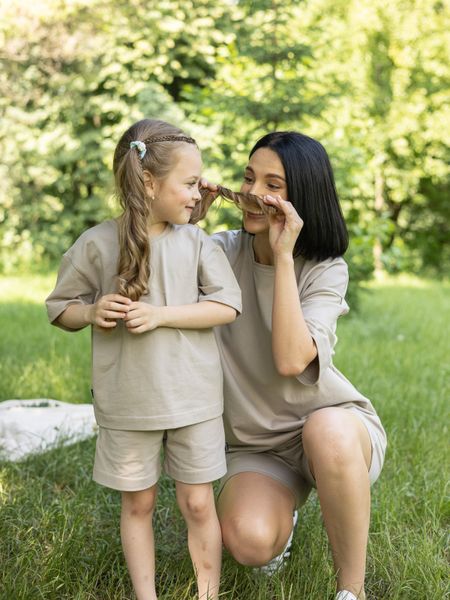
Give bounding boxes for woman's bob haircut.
[249,131,348,261]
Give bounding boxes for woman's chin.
[243,216,269,234]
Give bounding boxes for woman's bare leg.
[176,482,222,600]
[303,407,372,599]
[217,472,296,566]
[121,485,158,600]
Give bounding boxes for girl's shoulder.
[65,219,118,263]
[74,219,117,244]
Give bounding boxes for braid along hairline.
[142,135,197,146]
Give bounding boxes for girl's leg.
[121,485,158,600]
[175,482,222,600]
[302,407,372,600]
[217,472,296,567]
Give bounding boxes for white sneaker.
[256,510,298,575]
[335,592,358,600]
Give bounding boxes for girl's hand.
[90,294,131,328]
[124,302,162,334]
[264,195,304,258]
[190,179,219,223]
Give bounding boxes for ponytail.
[113,119,196,301]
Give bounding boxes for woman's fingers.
[265,195,303,228]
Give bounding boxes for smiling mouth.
[245,210,265,217]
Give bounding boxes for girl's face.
[240,147,287,234]
[150,144,202,225]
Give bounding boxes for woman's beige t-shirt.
[46,220,242,431]
[212,230,386,451]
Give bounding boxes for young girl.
[46,119,241,600]
[197,131,387,600]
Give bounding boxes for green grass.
[0,274,448,599]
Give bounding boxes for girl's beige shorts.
[93,416,226,492]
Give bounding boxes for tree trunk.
[374,167,384,277]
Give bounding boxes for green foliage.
[0,0,448,281]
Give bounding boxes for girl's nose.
[193,185,202,202]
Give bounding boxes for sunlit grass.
[0,273,448,598]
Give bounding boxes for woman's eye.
[243,176,253,183]
[267,184,280,190]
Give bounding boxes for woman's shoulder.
[298,255,349,294]
[211,229,247,260]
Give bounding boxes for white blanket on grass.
[0,399,97,461]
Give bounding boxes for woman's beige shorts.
[93,416,226,492]
[219,406,387,506]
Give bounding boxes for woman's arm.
[272,253,317,376]
[266,196,317,377]
[124,301,237,335]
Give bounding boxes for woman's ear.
[143,170,157,199]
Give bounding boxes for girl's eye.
[243,176,253,183]
[267,183,280,190]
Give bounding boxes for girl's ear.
[143,170,157,199]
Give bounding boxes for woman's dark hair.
[249,131,348,260]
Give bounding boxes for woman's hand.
[89,294,131,328]
[264,195,304,258]
[124,302,163,334]
[190,179,219,223]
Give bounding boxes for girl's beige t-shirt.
[212,230,386,451]
[46,220,242,431]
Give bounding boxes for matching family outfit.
[46,220,242,490]
[212,230,387,505]
[46,222,386,501]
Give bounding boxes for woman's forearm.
[272,254,317,376]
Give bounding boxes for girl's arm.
[266,196,317,377]
[57,294,131,330]
[124,301,237,335]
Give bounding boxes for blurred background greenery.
[0,0,448,289]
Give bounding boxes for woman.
[199,131,386,600]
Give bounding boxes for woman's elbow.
[275,360,307,378]
[274,349,317,378]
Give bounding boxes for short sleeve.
[297,258,349,385]
[46,249,99,332]
[198,235,242,314]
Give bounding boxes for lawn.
[0,274,448,599]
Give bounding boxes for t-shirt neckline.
[247,233,275,272]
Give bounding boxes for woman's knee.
[303,408,368,472]
[220,513,281,566]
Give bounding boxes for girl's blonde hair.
[113,119,196,301]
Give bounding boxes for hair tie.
[130,140,147,159]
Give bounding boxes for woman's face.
[240,147,287,234]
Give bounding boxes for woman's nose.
[246,182,262,196]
